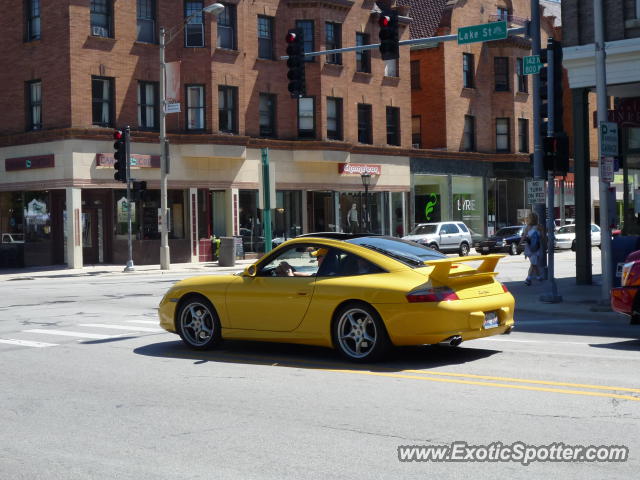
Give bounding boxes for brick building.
[0,0,413,268]
[399,0,562,237]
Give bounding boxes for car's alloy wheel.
[510,243,518,256]
[176,296,222,350]
[459,242,470,256]
[428,243,439,252]
[333,303,390,362]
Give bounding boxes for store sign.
[96,154,160,168]
[5,154,55,171]
[338,163,381,175]
[592,98,640,127]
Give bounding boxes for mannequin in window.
[347,203,359,233]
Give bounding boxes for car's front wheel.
[333,303,390,362]
[509,243,518,256]
[176,295,222,350]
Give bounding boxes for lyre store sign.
[338,163,382,175]
[5,154,55,171]
[96,153,160,168]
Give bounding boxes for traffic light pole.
[159,27,170,271]
[124,126,135,272]
[541,40,561,303]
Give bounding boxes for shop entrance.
[307,191,335,233]
[82,206,103,264]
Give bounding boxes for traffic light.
[543,133,569,175]
[539,47,549,137]
[132,181,147,202]
[286,29,306,98]
[378,10,399,61]
[113,129,127,183]
[550,38,564,134]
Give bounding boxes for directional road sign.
[457,21,507,45]
[600,121,619,157]
[523,55,542,75]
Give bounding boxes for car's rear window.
[496,227,522,236]
[410,224,438,235]
[346,236,445,267]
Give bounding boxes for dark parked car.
[475,226,525,256]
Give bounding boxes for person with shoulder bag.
[521,212,543,286]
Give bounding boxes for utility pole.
[594,0,614,302]
[124,126,135,272]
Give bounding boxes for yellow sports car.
[159,234,515,362]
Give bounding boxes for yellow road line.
[401,369,640,393]
[172,350,640,402]
[324,369,640,402]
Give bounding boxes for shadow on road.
[133,340,501,373]
[589,339,640,351]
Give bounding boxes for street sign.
[600,121,618,156]
[165,102,181,114]
[600,156,614,183]
[523,55,542,75]
[457,21,507,45]
[527,179,546,205]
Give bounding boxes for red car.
[611,249,640,324]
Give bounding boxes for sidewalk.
[1,260,624,323]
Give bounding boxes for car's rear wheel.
[176,295,222,350]
[459,242,470,256]
[333,303,390,362]
[428,243,439,252]
[509,243,518,256]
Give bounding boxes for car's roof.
[296,232,383,240]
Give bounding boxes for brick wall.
[0,1,412,149]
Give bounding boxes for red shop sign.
[338,163,381,175]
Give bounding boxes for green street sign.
[523,55,542,75]
[457,21,507,45]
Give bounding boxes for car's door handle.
[297,291,308,296]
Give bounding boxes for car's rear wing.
[424,254,505,286]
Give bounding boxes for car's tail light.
[622,261,640,286]
[501,283,509,293]
[407,287,459,303]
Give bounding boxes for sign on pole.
[527,179,546,205]
[600,121,619,157]
[457,21,507,45]
[523,55,542,75]
[600,156,614,183]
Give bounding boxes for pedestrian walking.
[522,212,543,286]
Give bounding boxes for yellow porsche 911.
[159,234,515,362]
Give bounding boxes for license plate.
[483,311,499,329]
[482,247,489,251]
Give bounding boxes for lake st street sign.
[458,21,508,45]
[523,55,542,75]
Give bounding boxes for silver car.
[402,221,473,256]
[554,224,601,250]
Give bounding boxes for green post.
[261,148,272,253]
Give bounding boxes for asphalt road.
[1,249,639,479]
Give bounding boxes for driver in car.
[276,248,327,276]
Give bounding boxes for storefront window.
[413,175,449,225]
[452,176,485,236]
[0,192,24,236]
[24,192,51,242]
[239,190,263,252]
[274,191,302,241]
[115,189,185,240]
[392,192,404,237]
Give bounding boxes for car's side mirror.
[244,264,257,277]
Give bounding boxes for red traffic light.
[379,15,391,27]
[286,32,297,43]
[113,130,123,140]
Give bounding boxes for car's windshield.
[409,224,438,235]
[557,225,575,234]
[496,227,522,237]
[346,236,445,267]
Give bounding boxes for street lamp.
[361,172,371,233]
[159,3,225,270]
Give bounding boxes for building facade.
[0,0,413,268]
[401,0,562,237]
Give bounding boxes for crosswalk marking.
[23,329,127,340]
[0,338,58,348]
[79,323,164,332]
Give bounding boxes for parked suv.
[402,221,473,256]
[476,226,525,255]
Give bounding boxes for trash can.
[218,237,236,267]
[610,236,640,287]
